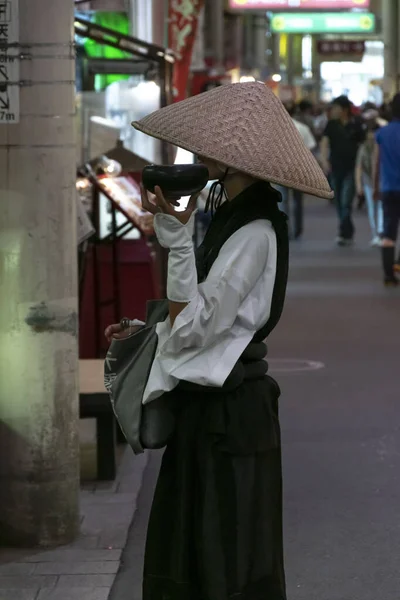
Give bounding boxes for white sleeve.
[303,124,317,151]
[153,211,198,303]
[157,223,272,355]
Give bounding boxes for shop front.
[320,40,384,106]
[74,8,175,358]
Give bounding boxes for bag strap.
[146,299,169,326]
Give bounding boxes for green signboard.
[270,12,375,34]
[82,12,131,91]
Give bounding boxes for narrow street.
[112,199,400,600]
[274,200,400,599]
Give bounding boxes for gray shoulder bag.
[104,299,176,455]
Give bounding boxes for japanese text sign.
[0,0,19,123]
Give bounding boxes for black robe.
[143,181,289,600]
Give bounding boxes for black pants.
[291,190,303,238]
[382,191,400,241]
[331,171,356,240]
[280,188,303,238]
[381,192,400,279]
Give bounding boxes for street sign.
[0,0,19,124]
[230,0,369,8]
[317,40,365,56]
[270,12,375,33]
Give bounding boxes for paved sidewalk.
[109,451,160,600]
[0,448,148,600]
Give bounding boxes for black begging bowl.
[142,164,209,200]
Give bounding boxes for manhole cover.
[268,359,325,372]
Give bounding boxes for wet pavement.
[112,199,400,600]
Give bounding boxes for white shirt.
[292,118,316,151]
[143,219,277,404]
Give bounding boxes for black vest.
[178,181,289,393]
[196,180,288,339]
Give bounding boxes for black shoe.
[382,247,396,282]
[384,276,399,287]
[336,236,353,247]
[357,197,365,210]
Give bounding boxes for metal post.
[0,0,80,546]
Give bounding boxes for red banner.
[168,0,204,103]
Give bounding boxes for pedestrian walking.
[279,104,317,239]
[321,95,366,245]
[105,82,332,600]
[313,103,329,142]
[296,99,318,138]
[373,93,400,286]
[355,113,383,246]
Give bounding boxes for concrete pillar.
[0,0,79,546]
[382,0,398,98]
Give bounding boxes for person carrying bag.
[105,82,332,600]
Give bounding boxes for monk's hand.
[140,184,199,225]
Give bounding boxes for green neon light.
[271,12,375,34]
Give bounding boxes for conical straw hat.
[132,82,333,200]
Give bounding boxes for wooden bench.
[79,359,118,481]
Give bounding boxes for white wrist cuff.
[153,211,197,249]
[166,245,198,303]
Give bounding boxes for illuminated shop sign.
[270,12,375,33]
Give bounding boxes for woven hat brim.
[133,120,333,200]
[131,83,334,200]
